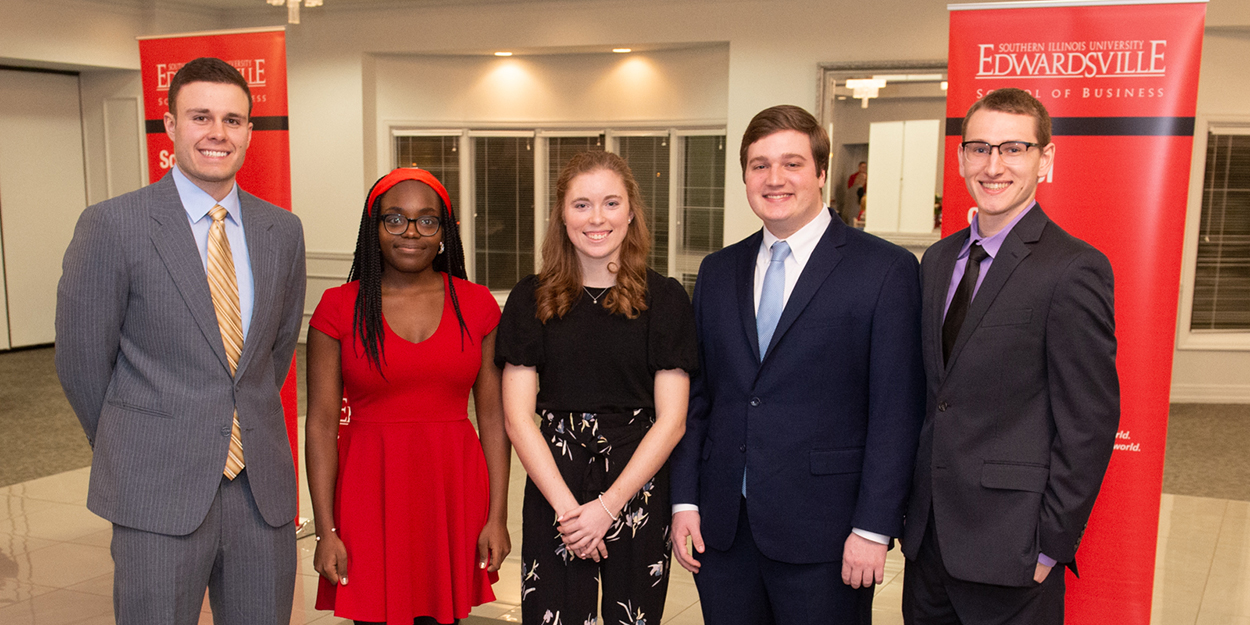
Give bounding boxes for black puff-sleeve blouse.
[495,269,697,414]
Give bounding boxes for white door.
[0,69,88,348]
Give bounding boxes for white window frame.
[1176,115,1250,351]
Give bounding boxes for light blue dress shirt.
[171,166,255,341]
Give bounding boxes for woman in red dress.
[306,168,511,624]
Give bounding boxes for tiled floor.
[2,451,1250,625]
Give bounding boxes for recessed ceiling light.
[494,51,513,57]
[613,48,632,53]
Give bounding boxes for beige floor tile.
[298,549,321,578]
[71,614,118,625]
[296,534,318,561]
[0,468,91,506]
[1195,614,1250,625]
[0,501,110,543]
[1156,531,1220,575]
[1199,555,1250,616]
[670,558,695,586]
[0,496,56,523]
[67,527,111,549]
[492,557,523,605]
[663,577,701,617]
[1159,494,1228,538]
[0,579,57,609]
[5,541,113,589]
[1152,576,1205,625]
[663,602,704,625]
[496,605,522,622]
[0,588,113,624]
[64,572,112,598]
[873,606,907,625]
[0,531,58,560]
[293,570,331,624]
[470,600,518,618]
[874,578,904,613]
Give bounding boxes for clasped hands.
[557,496,619,562]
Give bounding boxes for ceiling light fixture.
[267,0,321,25]
[844,77,888,109]
[613,48,632,53]
[494,51,513,57]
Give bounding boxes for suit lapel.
[234,191,276,378]
[945,206,1048,370]
[147,174,233,375]
[737,230,765,363]
[763,216,846,363]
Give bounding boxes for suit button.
[221,426,232,436]
[749,397,761,407]
[739,445,746,453]
[938,402,949,412]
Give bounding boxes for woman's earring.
[628,216,633,224]
[439,242,445,254]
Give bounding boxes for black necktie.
[943,242,990,364]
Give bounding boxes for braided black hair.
[348,178,472,373]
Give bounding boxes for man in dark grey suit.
[56,57,306,624]
[901,88,1119,624]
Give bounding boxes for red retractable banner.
[945,1,1206,621]
[137,28,301,515]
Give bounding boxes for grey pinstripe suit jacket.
[56,172,306,535]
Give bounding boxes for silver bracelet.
[598,495,619,522]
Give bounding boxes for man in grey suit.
[901,88,1119,624]
[56,57,306,624]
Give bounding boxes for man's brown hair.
[168,57,252,117]
[963,87,1051,146]
[739,105,830,179]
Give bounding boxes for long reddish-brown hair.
[535,151,651,322]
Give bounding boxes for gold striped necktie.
[207,205,245,479]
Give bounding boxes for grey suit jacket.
[901,204,1119,587]
[56,172,306,535]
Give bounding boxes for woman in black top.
[496,151,696,625]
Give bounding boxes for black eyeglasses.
[381,214,442,237]
[960,141,1039,163]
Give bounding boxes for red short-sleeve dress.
[310,274,501,624]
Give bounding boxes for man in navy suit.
[670,105,925,624]
[900,88,1118,625]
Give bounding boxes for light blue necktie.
[744,240,790,497]
[756,240,791,361]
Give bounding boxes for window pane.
[617,136,670,272]
[474,137,535,291]
[676,135,726,295]
[1192,132,1250,330]
[394,135,460,209]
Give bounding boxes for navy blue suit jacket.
[670,214,925,564]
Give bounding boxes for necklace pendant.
[583,286,610,304]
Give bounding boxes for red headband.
[366,168,454,218]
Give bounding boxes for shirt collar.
[172,166,241,225]
[762,206,832,266]
[961,201,1035,260]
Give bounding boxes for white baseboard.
[1170,383,1250,404]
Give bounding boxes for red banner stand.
[137,28,301,519]
[945,2,1206,621]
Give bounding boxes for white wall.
[1170,29,1250,403]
